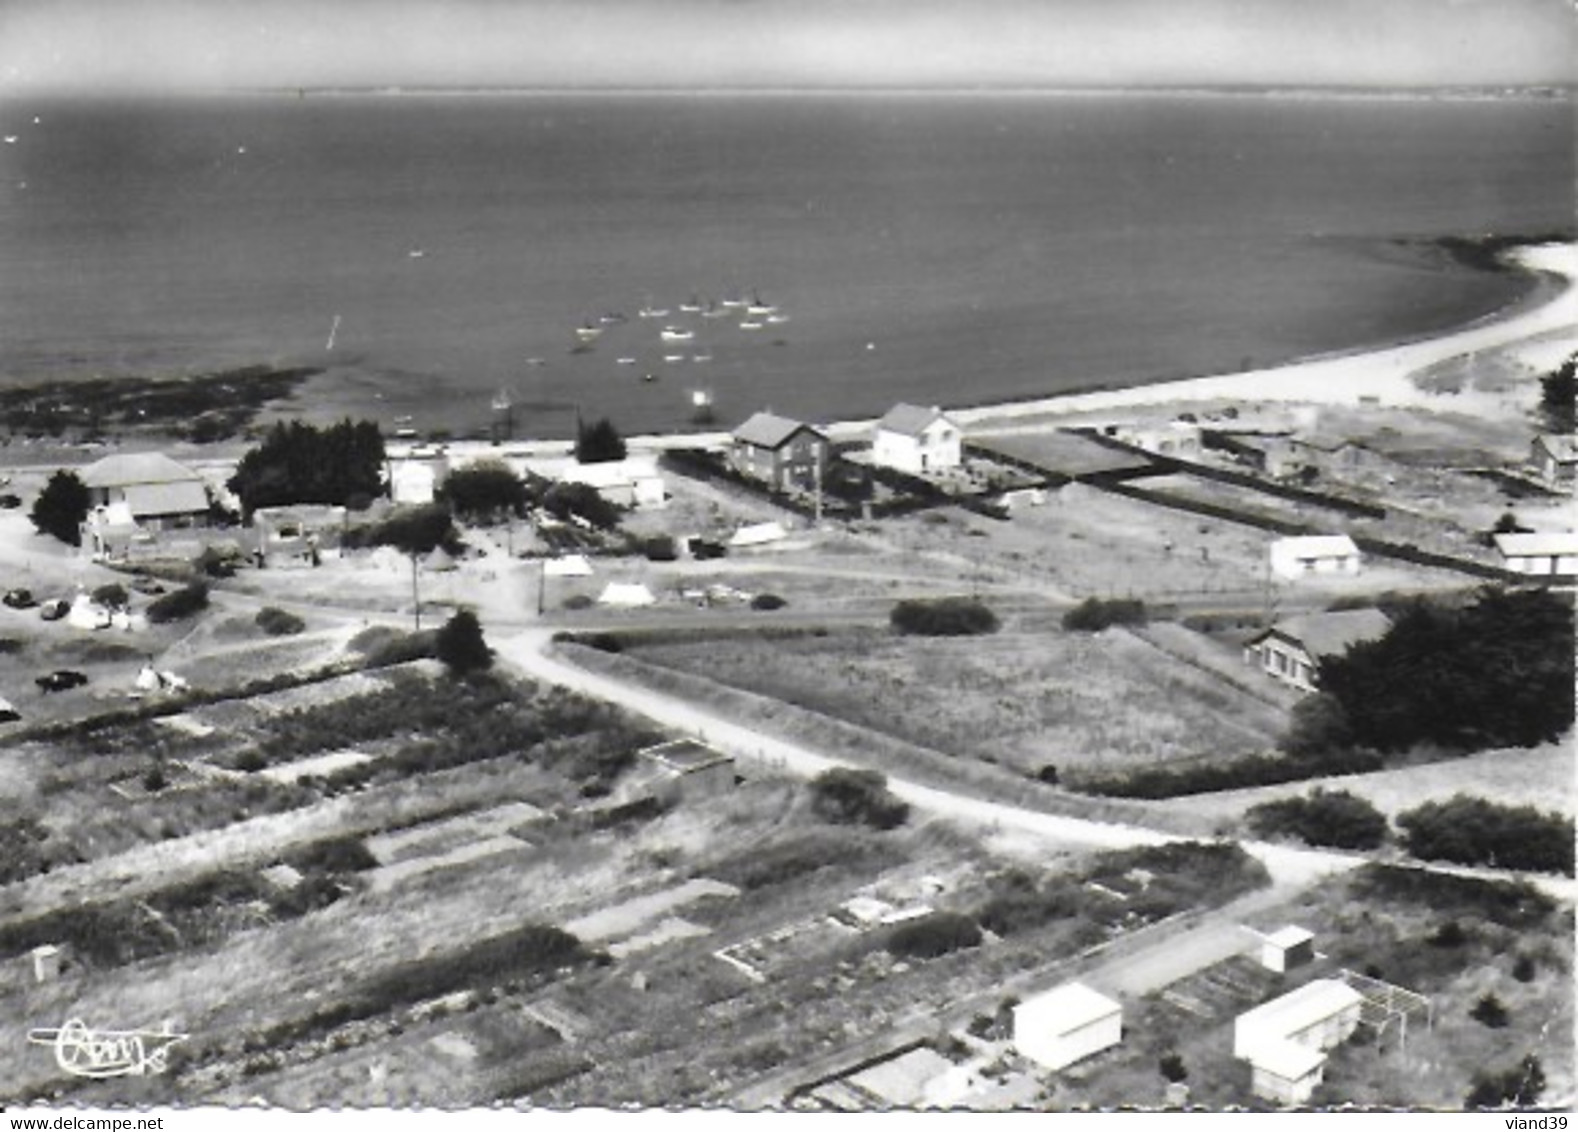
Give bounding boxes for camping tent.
[597,582,656,607]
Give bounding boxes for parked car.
[38,599,69,621]
[0,704,19,723]
[0,494,21,510]
[36,670,88,693]
[3,588,36,609]
[130,576,166,596]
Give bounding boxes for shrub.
[642,535,678,561]
[1281,693,1355,757]
[1036,764,1059,785]
[146,582,210,624]
[1512,954,1537,982]
[91,584,129,610]
[1062,597,1148,632]
[1159,1052,1189,1083]
[563,594,594,611]
[574,417,627,464]
[436,610,493,676]
[808,767,909,830]
[1246,789,1388,850]
[1347,865,1554,929]
[1429,920,1467,948]
[1396,795,1575,876]
[886,911,982,960]
[1466,1054,1545,1110]
[256,607,306,636]
[1470,993,1508,1029]
[142,767,167,793]
[890,596,999,636]
[288,836,379,874]
[975,873,1081,936]
[751,593,787,611]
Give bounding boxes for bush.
[886,911,982,959]
[142,766,167,793]
[808,767,909,830]
[1159,1052,1188,1083]
[1397,795,1575,876]
[1511,954,1536,982]
[890,597,999,636]
[1062,597,1148,632]
[1470,993,1508,1029]
[1281,693,1355,757]
[562,594,594,611]
[1466,1054,1545,1110]
[574,417,627,464]
[750,593,787,611]
[436,610,493,676]
[1246,789,1388,850]
[256,607,306,636]
[1429,920,1467,948]
[91,584,130,610]
[975,872,1081,936]
[146,582,210,624]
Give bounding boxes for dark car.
[2,588,35,609]
[0,494,21,510]
[38,599,70,621]
[130,576,166,596]
[36,670,89,693]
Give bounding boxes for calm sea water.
[0,92,1570,437]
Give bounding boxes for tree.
[575,417,627,464]
[91,584,129,610]
[30,469,90,546]
[436,610,492,676]
[1470,993,1509,1029]
[1281,693,1355,758]
[439,461,527,524]
[228,419,386,518]
[1317,588,1574,753]
[1538,353,1575,434]
[1159,1052,1189,1083]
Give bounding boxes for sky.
[0,0,1572,94]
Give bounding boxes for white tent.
[597,582,656,607]
[66,595,112,631]
[544,554,594,578]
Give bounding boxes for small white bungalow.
[1234,979,1363,1106]
[1013,982,1123,1072]
[1492,531,1578,576]
[871,404,963,476]
[1243,609,1391,694]
[1268,535,1362,580]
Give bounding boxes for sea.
[0,91,1571,438]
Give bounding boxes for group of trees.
[228,419,386,517]
[1246,789,1388,850]
[1309,587,1574,754]
[808,767,910,830]
[890,596,999,636]
[1395,794,1574,876]
[1538,352,1574,433]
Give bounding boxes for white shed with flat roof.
[1269,535,1362,580]
[1013,982,1123,1072]
[1260,926,1316,973]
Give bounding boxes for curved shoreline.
[937,240,1578,432]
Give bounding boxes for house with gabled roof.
[728,411,828,492]
[1530,433,1577,489]
[871,403,962,475]
[1268,534,1362,580]
[1243,608,1391,694]
[80,452,211,530]
[1492,530,1578,576]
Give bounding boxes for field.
[625,625,1289,785]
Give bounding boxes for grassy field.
[627,625,1288,784]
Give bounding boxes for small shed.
[636,739,735,802]
[30,944,62,983]
[1492,531,1578,577]
[543,554,594,578]
[729,521,788,547]
[1260,926,1316,973]
[1013,981,1123,1072]
[1530,433,1578,488]
[1269,535,1362,580]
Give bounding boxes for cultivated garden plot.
[627,626,1288,783]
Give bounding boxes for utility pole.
[411,553,421,631]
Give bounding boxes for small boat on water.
[663,354,685,363]
[692,354,712,363]
[679,296,703,313]
[575,322,603,342]
[659,326,694,342]
[766,313,790,324]
[643,372,659,383]
[702,303,729,319]
[720,295,747,310]
[599,311,627,325]
[639,304,670,319]
[739,320,764,331]
[616,356,637,366]
[746,295,776,316]
[525,357,546,367]
[408,248,426,259]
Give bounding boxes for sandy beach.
[949,241,1578,433]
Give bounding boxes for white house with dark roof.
[1243,608,1391,694]
[80,453,211,529]
[871,403,962,475]
[1492,530,1578,576]
[728,411,828,492]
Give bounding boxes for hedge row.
[1071,747,1382,800]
